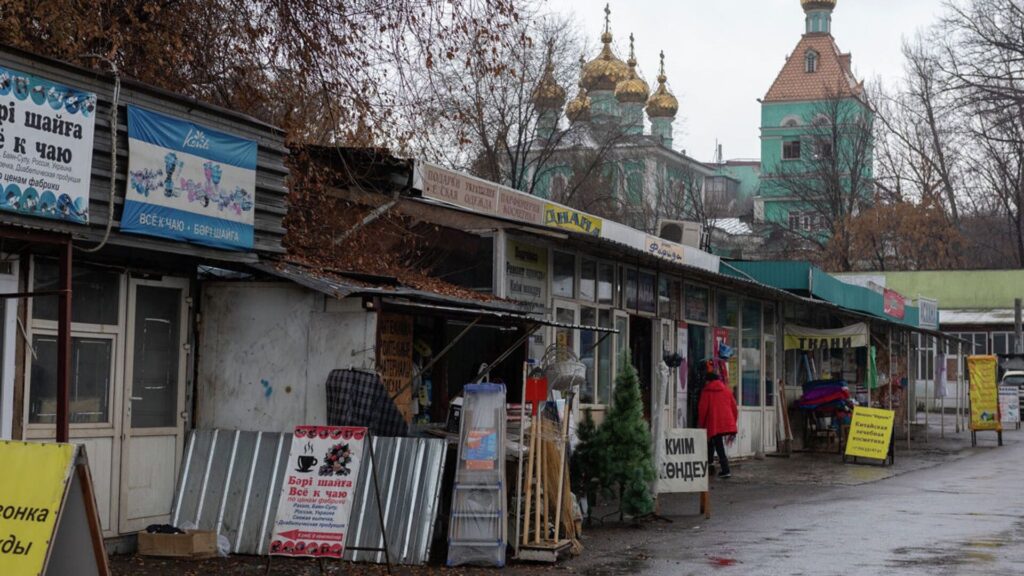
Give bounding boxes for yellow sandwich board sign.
[844,407,895,461]
[0,442,108,576]
[967,355,1001,432]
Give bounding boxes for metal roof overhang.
[249,261,616,334]
[377,298,617,333]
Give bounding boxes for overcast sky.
[543,0,947,161]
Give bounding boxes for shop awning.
[377,298,617,333]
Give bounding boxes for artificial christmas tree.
[599,350,656,520]
[570,408,602,524]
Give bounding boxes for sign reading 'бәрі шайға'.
[271,426,366,559]
[0,65,96,224]
[122,105,257,250]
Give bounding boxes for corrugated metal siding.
[0,47,288,258]
[172,429,448,565]
[344,436,448,565]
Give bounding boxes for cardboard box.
[138,530,218,559]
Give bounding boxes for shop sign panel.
[656,428,708,493]
[123,105,257,250]
[271,426,366,559]
[416,162,544,225]
[377,313,414,423]
[783,323,869,351]
[0,65,96,224]
[543,203,602,236]
[967,355,1001,431]
[505,239,547,305]
[845,406,895,460]
[883,289,905,319]
[999,385,1020,424]
[918,297,939,329]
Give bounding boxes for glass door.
[119,277,189,533]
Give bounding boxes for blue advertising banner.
[0,66,97,224]
[123,106,257,250]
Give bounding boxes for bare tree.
[872,36,965,223]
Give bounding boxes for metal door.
[119,277,189,533]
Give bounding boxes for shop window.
[658,276,672,318]
[580,307,597,404]
[684,284,710,323]
[552,252,576,299]
[32,260,120,325]
[624,268,638,310]
[597,263,614,305]
[765,340,776,407]
[580,259,597,302]
[29,335,113,424]
[741,300,762,407]
[716,292,739,327]
[638,271,657,315]
[782,140,802,161]
[763,304,776,336]
[992,332,1017,355]
[598,310,613,404]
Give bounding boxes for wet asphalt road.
[570,433,1024,576]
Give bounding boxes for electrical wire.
[76,54,120,253]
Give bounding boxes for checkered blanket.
[325,368,409,437]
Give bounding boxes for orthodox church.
[525,5,713,235]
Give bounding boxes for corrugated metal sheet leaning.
[170,429,448,564]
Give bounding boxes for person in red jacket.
[698,371,738,478]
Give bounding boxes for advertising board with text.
[270,426,366,559]
[0,65,96,224]
[123,105,257,250]
[967,355,1001,431]
[844,407,895,461]
[656,428,708,493]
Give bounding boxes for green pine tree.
[570,408,602,524]
[598,350,656,519]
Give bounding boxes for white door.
[764,338,778,453]
[119,277,189,533]
[0,258,16,439]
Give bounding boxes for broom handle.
[522,406,535,546]
[553,393,572,542]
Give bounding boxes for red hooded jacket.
[698,378,738,438]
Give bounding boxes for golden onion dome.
[801,0,837,10]
[532,44,566,110]
[646,51,678,118]
[581,4,631,92]
[615,34,649,104]
[566,56,592,123]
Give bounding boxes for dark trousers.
[708,434,730,474]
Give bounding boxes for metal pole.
[1015,299,1023,354]
[925,336,931,443]
[950,340,958,430]
[57,239,72,443]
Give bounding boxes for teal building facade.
[755,0,872,232]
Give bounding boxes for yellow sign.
[968,355,1002,431]
[543,203,602,236]
[844,407,895,460]
[0,441,75,575]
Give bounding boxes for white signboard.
[656,428,708,493]
[270,426,366,558]
[0,65,96,223]
[999,386,1020,424]
[918,297,939,330]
